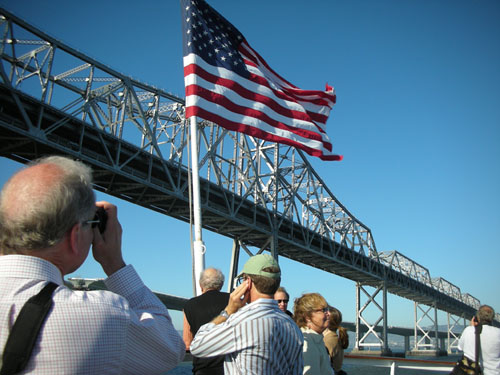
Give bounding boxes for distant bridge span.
[0,7,495,353]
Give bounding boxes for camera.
[93,207,108,234]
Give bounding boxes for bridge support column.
[352,282,392,356]
[447,312,466,354]
[408,301,442,356]
[227,239,241,293]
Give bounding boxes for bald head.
[199,268,225,292]
[2,163,64,221]
[0,156,95,254]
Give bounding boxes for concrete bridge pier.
[404,336,410,353]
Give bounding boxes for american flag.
[181,0,342,161]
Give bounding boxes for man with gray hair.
[0,156,185,374]
[458,305,500,375]
[183,267,229,375]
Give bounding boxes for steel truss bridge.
[0,8,497,354]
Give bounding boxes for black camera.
[93,207,108,234]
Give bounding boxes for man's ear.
[68,223,81,255]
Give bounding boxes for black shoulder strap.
[474,323,483,375]
[1,282,58,375]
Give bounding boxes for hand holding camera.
[91,202,125,276]
[93,207,108,234]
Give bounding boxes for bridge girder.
[0,7,485,321]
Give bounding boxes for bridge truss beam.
[0,7,487,325]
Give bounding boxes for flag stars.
[183,0,248,78]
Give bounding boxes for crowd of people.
[1,155,498,375]
[183,261,349,375]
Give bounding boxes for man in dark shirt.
[183,268,229,375]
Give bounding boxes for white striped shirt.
[190,298,304,375]
[0,255,185,375]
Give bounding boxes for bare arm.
[183,313,194,350]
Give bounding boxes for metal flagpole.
[190,115,205,296]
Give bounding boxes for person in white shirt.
[458,305,500,375]
[0,156,185,375]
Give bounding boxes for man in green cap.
[189,253,304,374]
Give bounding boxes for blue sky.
[1,0,499,331]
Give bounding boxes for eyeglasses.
[84,218,100,228]
[276,299,289,304]
[83,207,107,234]
[313,307,330,314]
[233,275,247,289]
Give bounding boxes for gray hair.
[0,156,95,254]
[477,305,495,324]
[199,268,225,291]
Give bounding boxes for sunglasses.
[276,299,289,304]
[313,307,330,314]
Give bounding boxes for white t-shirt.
[458,324,500,375]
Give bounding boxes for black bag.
[450,323,483,375]
[450,355,482,375]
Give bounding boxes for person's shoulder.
[184,293,203,310]
[56,287,131,312]
[484,324,500,335]
[185,289,229,308]
[212,290,230,298]
[461,325,475,336]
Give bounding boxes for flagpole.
[190,115,205,296]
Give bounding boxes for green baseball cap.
[239,254,281,279]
